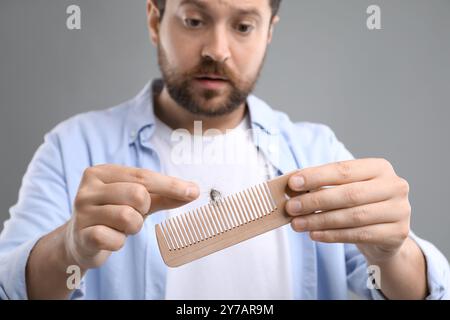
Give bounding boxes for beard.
[157,43,265,117]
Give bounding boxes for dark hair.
[154,0,282,20]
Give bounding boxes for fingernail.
[294,218,307,230]
[288,200,302,214]
[291,175,305,190]
[310,231,324,240]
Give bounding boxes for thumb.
[145,192,200,216]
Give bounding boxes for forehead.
[170,0,271,15]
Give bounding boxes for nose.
[201,25,231,64]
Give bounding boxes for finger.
[306,222,409,246]
[288,158,394,192]
[81,182,197,217]
[291,199,408,232]
[81,205,144,235]
[80,225,127,252]
[84,164,199,201]
[147,194,195,215]
[90,182,152,215]
[286,177,398,216]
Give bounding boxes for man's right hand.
[64,164,199,270]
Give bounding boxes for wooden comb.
[155,171,304,267]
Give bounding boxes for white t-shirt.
[150,114,293,299]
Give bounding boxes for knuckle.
[168,178,182,193]
[356,230,372,242]
[118,207,134,226]
[88,227,106,248]
[336,161,352,180]
[399,223,410,239]
[314,213,328,229]
[129,220,144,235]
[112,234,126,251]
[133,169,148,185]
[83,166,98,179]
[378,158,394,172]
[74,190,89,212]
[344,187,361,206]
[397,178,410,196]
[309,194,323,210]
[351,206,368,225]
[130,185,149,207]
[94,163,108,170]
[397,200,412,220]
[404,202,412,217]
[119,208,143,235]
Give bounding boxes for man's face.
[151,0,276,117]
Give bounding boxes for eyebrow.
[179,0,263,20]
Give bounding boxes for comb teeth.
[159,182,277,251]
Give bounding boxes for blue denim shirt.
[0,81,449,300]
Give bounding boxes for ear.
[147,0,161,46]
[267,15,280,44]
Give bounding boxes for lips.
[195,74,228,81]
[194,74,229,90]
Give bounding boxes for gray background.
[0,1,449,260]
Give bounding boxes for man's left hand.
[286,158,411,263]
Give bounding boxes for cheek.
[232,39,267,79]
[160,23,200,72]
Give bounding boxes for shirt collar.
[247,95,281,135]
[126,80,160,144]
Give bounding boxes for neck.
[154,86,247,134]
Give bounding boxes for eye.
[236,23,254,34]
[184,18,203,29]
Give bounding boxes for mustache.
[186,58,238,84]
